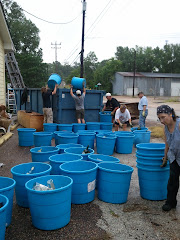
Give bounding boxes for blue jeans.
[139,110,148,128]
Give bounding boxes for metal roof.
[117,72,180,78]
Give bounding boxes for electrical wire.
[22,8,81,25]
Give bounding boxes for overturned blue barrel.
[100,122,113,131]
[25,175,73,230]
[43,123,57,138]
[86,122,101,130]
[78,132,96,149]
[48,73,61,89]
[64,147,94,160]
[98,163,133,203]
[49,153,83,175]
[137,165,169,200]
[88,154,120,163]
[58,124,73,132]
[57,133,78,145]
[116,133,134,154]
[17,128,36,146]
[71,77,86,89]
[60,160,97,204]
[99,111,112,122]
[0,177,16,226]
[30,146,59,162]
[96,134,117,155]
[72,123,86,133]
[134,130,151,147]
[0,194,9,239]
[33,132,53,147]
[11,162,52,207]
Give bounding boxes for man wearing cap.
[138,91,148,128]
[102,93,120,118]
[70,84,86,123]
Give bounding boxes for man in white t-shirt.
[115,105,133,131]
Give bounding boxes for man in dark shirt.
[102,93,120,118]
[41,84,58,123]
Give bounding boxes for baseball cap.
[76,90,81,95]
[106,92,111,97]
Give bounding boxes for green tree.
[2,0,48,87]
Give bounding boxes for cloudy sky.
[15,0,180,65]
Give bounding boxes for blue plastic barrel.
[17,128,36,146]
[71,77,86,89]
[0,194,9,239]
[78,132,96,149]
[134,130,151,147]
[136,153,165,164]
[99,111,112,122]
[48,73,61,89]
[137,165,169,200]
[100,122,113,131]
[96,130,113,135]
[30,146,59,162]
[96,134,117,155]
[58,124,73,132]
[64,147,94,160]
[25,175,73,230]
[33,132,53,147]
[136,143,165,155]
[43,123,57,138]
[72,123,86,133]
[136,160,169,170]
[0,177,16,226]
[88,154,120,163]
[131,127,148,132]
[11,162,52,207]
[116,134,134,154]
[60,160,97,204]
[78,130,96,134]
[98,163,134,203]
[56,143,84,153]
[49,153,83,175]
[86,122,101,130]
[57,133,78,145]
[54,131,72,145]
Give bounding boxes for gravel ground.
[0,117,180,239]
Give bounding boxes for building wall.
[0,36,6,105]
[113,74,172,96]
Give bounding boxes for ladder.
[7,87,17,115]
[5,51,25,88]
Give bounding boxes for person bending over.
[157,104,180,211]
[115,105,133,131]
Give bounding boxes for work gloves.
[142,111,146,117]
[130,123,133,127]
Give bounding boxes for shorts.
[115,121,129,125]
[76,109,85,120]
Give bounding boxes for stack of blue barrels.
[136,143,170,200]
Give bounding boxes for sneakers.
[162,203,176,211]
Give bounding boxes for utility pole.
[51,41,61,72]
[80,0,86,78]
[132,49,136,97]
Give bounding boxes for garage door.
[171,82,180,96]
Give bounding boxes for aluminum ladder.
[7,87,17,115]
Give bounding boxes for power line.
[22,8,81,25]
[65,0,113,63]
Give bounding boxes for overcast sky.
[15,0,180,65]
